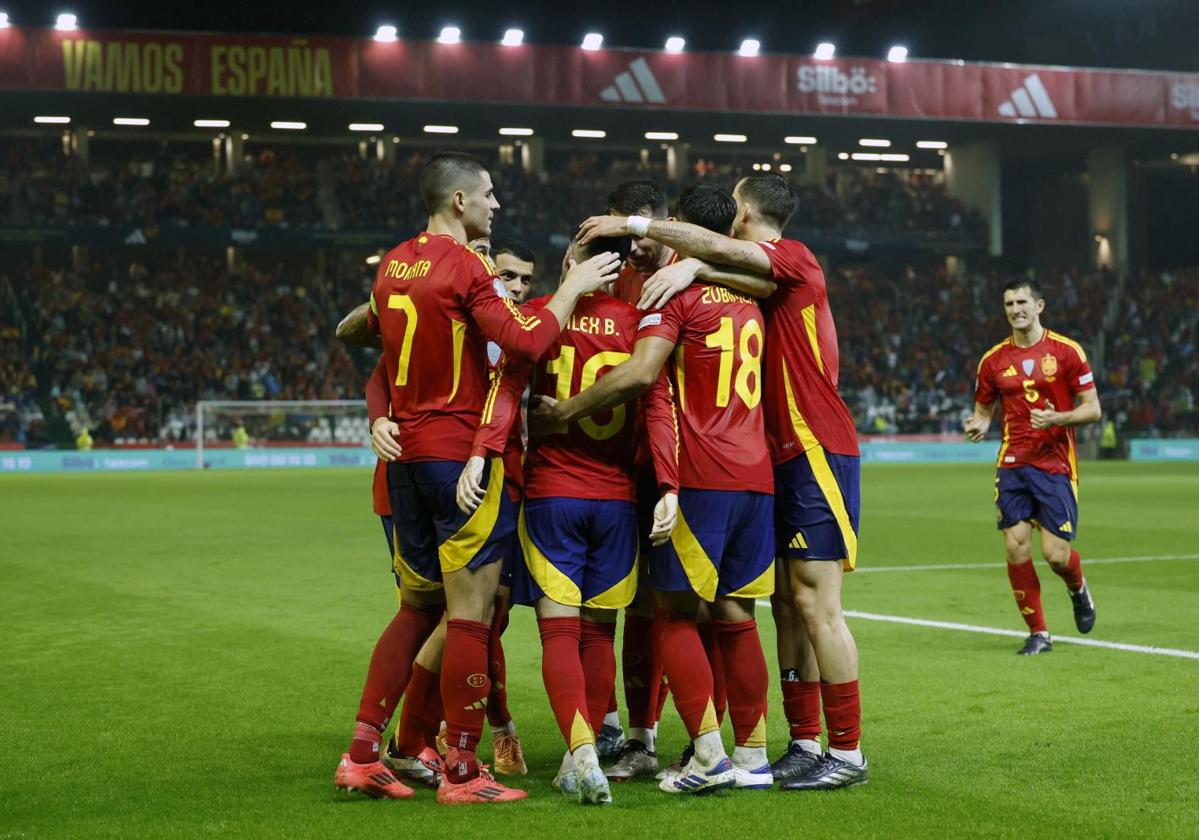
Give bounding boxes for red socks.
[442,619,492,783]
[393,663,441,756]
[485,596,512,729]
[654,610,718,738]
[781,672,822,742]
[538,617,595,751]
[712,619,768,747]
[580,620,617,732]
[351,604,443,762]
[698,621,728,725]
[1007,561,1047,634]
[1052,549,1085,593]
[621,614,657,729]
[820,680,862,751]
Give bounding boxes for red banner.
[2,26,1198,129]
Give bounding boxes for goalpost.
[194,400,369,469]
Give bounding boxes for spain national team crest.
[1041,354,1058,376]
[1022,359,1035,376]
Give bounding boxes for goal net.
[194,400,369,469]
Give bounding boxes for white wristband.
[627,215,651,237]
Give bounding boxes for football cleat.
[333,753,415,799]
[659,756,735,795]
[552,766,579,796]
[577,765,614,805]
[1070,582,1096,634]
[491,730,528,776]
[437,769,526,804]
[383,746,443,788]
[779,753,868,791]
[731,762,774,790]
[770,742,822,783]
[1018,633,1053,656]
[656,742,694,781]
[605,740,659,781]
[595,723,626,762]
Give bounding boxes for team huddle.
[331,152,1101,805]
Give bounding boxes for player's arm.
[638,257,778,310]
[535,336,675,430]
[365,358,402,461]
[468,252,622,362]
[640,370,681,546]
[1031,388,1101,430]
[963,401,996,442]
[336,301,382,349]
[458,358,532,513]
[579,216,773,274]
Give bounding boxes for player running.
[542,184,777,795]
[964,277,1101,655]
[578,172,869,791]
[351,152,620,804]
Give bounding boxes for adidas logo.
[789,532,808,550]
[599,58,665,104]
[1002,365,1019,378]
[124,228,147,245]
[997,73,1058,119]
[1059,522,1073,533]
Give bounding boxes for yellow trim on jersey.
[470,249,497,274]
[440,457,506,574]
[480,359,504,425]
[801,445,859,571]
[976,338,1010,376]
[670,506,718,601]
[801,303,824,375]
[448,320,467,404]
[727,558,776,599]
[997,421,1010,468]
[519,504,584,606]
[781,358,821,452]
[394,523,443,592]
[673,345,687,413]
[1048,330,1088,364]
[369,292,378,316]
[1068,437,1080,485]
[585,547,639,610]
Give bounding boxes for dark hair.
[491,237,536,266]
[736,173,797,229]
[1003,276,1043,299]
[606,180,668,218]
[676,184,737,235]
[571,225,632,264]
[419,152,488,214]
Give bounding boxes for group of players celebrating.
[331,150,1100,805]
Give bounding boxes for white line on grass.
[858,553,1199,574]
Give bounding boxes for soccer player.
[541,184,777,795]
[492,237,536,305]
[354,152,621,804]
[578,172,869,791]
[964,277,1101,655]
[463,231,662,804]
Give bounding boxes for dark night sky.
[3,0,1197,71]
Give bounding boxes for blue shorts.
[653,489,775,602]
[387,458,517,591]
[514,497,639,609]
[380,514,405,597]
[996,467,1078,541]
[774,448,861,570]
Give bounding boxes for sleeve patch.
[1078,372,1094,386]
[638,313,663,330]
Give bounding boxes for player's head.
[675,184,737,236]
[732,173,797,237]
[1002,276,1045,331]
[419,152,499,240]
[492,237,536,304]
[561,225,630,286]
[607,179,669,274]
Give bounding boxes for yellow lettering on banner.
[313,49,333,96]
[247,47,267,94]
[289,47,311,96]
[164,43,183,93]
[83,41,104,90]
[210,46,227,94]
[227,46,246,94]
[142,42,163,93]
[267,47,286,95]
[62,41,84,89]
[104,42,139,92]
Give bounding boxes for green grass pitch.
[2,461,1197,838]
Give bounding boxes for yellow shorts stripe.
[726,558,776,599]
[519,504,583,606]
[439,457,505,575]
[669,506,719,602]
[584,547,640,610]
[394,532,443,593]
[804,445,859,571]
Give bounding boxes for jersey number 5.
[1022,379,1041,404]
[705,317,763,409]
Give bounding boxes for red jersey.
[638,283,773,494]
[612,264,649,307]
[366,232,563,463]
[365,359,391,516]
[757,239,860,463]
[974,330,1096,480]
[474,293,674,501]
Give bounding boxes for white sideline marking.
[842,610,1199,661]
[857,553,1199,574]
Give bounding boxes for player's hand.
[456,455,487,514]
[1030,407,1059,430]
[370,417,403,461]
[638,258,702,310]
[962,415,989,443]
[577,215,630,246]
[649,492,679,546]
[527,395,561,438]
[562,251,623,295]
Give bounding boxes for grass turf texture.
[2,461,1197,838]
